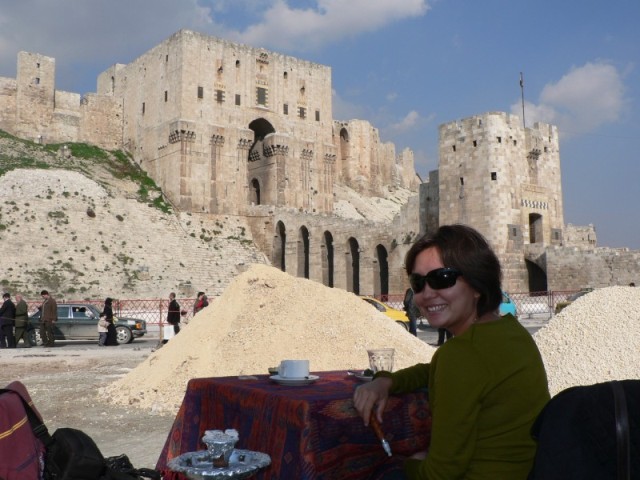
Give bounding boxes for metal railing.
[372,290,581,320]
[24,290,581,329]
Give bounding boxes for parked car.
[28,303,147,345]
[361,297,411,331]
[499,291,518,318]
[554,289,592,314]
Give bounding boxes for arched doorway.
[273,221,286,271]
[525,259,548,292]
[321,231,334,287]
[297,226,310,279]
[374,244,389,299]
[346,237,360,294]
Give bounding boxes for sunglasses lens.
[409,274,427,293]
[410,268,461,292]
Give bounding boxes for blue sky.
[1,0,638,249]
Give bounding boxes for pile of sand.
[533,286,640,396]
[102,264,433,414]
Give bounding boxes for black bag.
[45,428,106,479]
[528,380,640,480]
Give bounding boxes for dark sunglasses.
[409,267,463,293]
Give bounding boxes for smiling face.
[412,246,480,336]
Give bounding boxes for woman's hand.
[353,376,393,426]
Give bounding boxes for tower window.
[215,90,225,103]
[142,102,145,115]
[256,87,267,106]
[164,91,168,102]
[283,104,288,115]
[491,172,497,181]
[315,110,320,121]
[452,145,456,152]
[298,107,306,119]
[460,177,464,186]
[34,77,40,85]
[197,86,203,99]
[284,72,288,79]
[497,136,502,143]
[513,139,517,146]
[473,140,477,147]
[236,60,240,68]
[235,94,241,106]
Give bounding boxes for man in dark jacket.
[167,292,182,335]
[39,290,57,347]
[0,293,17,348]
[13,293,31,348]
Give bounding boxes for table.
[156,371,431,480]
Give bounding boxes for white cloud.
[389,110,421,132]
[511,61,627,136]
[0,0,216,80]
[235,0,430,51]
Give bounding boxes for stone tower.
[436,112,565,290]
[438,112,564,253]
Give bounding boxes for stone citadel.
[1,29,637,295]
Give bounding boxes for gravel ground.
[1,338,174,472]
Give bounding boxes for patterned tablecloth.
[156,371,431,480]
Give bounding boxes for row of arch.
[271,221,391,296]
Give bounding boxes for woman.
[102,297,119,346]
[353,224,549,479]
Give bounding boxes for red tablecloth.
[156,370,431,479]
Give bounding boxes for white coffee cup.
[279,359,310,378]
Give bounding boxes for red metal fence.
[25,290,580,327]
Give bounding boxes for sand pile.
[102,264,433,414]
[534,286,640,396]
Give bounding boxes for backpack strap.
[610,381,630,480]
[0,387,54,447]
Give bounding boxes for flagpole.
[520,72,526,128]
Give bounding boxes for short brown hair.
[405,224,502,317]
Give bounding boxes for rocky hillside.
[0,132,268,300]
[0,131,411,301]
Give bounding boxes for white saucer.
[269,374,319,386]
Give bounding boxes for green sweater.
[386,314,549,480]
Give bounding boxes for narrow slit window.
[256,87,267,106]
[497,136,502,143]
[315,110,320,121]
[215,90,225,103]
[491,172,497,181]
[142,102,145,115]
[164,91,168,102]
[298,107,306,119]
[197,86,203,99]
[473,140,477,147]
[452,145,456,152]
[283,104,288,115]
[235,94,241,106]
[460,177,464,186]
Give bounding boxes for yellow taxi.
[361,296,410,331]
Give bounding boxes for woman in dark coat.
[102,297,119,346]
